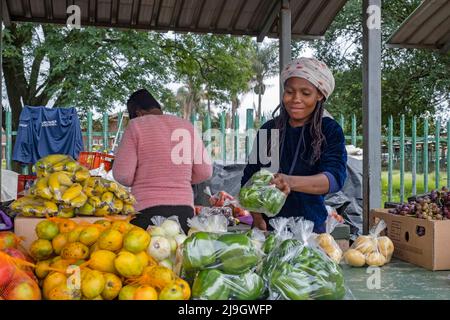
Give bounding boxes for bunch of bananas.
[77,177,136,217]
[11,154,136,218]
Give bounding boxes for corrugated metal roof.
[2,0,348,40]
[387,0,450,53]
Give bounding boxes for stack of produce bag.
[343,219,394,268]
[27,217,190,300]
[181,215,266,300]
[10,154,136,218]
[261,217,348,300]
[239,169,286,217]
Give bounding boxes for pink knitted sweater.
[112,114,213,211]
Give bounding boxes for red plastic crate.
[17,175,37,199]
[78,152,115,171]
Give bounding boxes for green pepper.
[298,249,346,300]
[261,239,302,278]
[278,239,303,261]
[229,272,265,300]
[239,187,263,210]
[216,233,259,274]
[182,232,217,271]
[250,169,273,185]
[263,188,286,216]
[270,263,310,300]
[312,275,346,300]
[192,269,230,300]
[262,234,278,254]
[239,170,286,217]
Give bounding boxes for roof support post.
[279,0,291,100]
[1,0,3,194]
[362,0,382,234]
[2,0,10,27]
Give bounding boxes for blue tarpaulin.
[12,106,84,165]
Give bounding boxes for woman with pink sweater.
[112,89,213,232]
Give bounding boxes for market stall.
[1,0,449,302]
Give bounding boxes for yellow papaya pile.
[30,217,190,300]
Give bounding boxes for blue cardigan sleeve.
[318,119,348,193]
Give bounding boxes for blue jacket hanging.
[12,106,84,165]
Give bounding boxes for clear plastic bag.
[195,206,238,226]
[182,231,261,275]
[146,216,187,276]
[191,269,266,300]
[343,219,394,268]
[262,217,348,300]
[314,210,344,263]
[203,187,251,220]
[238,169,286,217]
[182,216,265,300]
[205,188,235,207]
[187,214,229,234]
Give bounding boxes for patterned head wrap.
[281,57,335,100]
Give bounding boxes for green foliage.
[292,0,449,134]
[250,42,279,119]
[165,33,254,118]
[2,24,255,128]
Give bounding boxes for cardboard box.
[370,209,450,271]
[14,216,127,252]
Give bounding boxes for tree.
[250,42,279,120]
[175,80,207,120]
[2,23,174,131]
[167,34,254,125]
[292,0,450,134]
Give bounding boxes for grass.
[381,170,449,204]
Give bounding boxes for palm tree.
[176,79,207,121]
[251,42,278,120]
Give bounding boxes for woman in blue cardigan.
[241,57,347,233]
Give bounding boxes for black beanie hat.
[127,89,161,119]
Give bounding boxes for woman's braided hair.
[270,99,326,166]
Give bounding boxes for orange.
[174,278,191,300]
[133,286,158,300]
[58,220,77,233]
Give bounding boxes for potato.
[353,235,377,254]
[317,233,335,250]
[366,252,386,267]
[377,236,394,262]
[343,249,366,267]
[328,249,343,264]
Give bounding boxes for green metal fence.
[3,110,449,203]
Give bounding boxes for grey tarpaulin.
[193,161,247,207]
[324,156,363,239]
[193,157,363,238]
